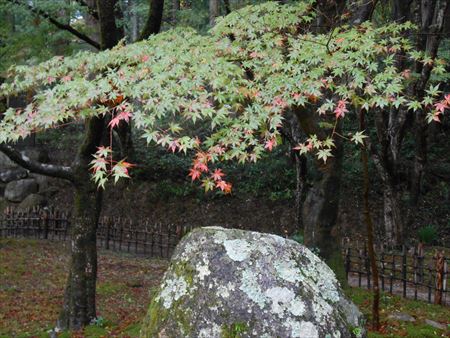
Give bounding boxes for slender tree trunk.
[289,115,307,231]
[410,0,448,205]
[172,0,180,23]
[209,0,220,26]
[360,110,380,331]
[129,0,140,41]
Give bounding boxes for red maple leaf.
[273,96,288,108]
[211,169,225,181]
[264,138,276,151]
[216,180,232,193]
[108,116,121,129]
[188,169,201,181]
[434,102,447,113]
[334,100,348,118]
[445,94,450,105]
[193,160,208,172]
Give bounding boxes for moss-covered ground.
[0,238,167,337]
[346,288,450,337]
[0,238,448,337]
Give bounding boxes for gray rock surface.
[0,152,16,169]
[30,173,51,191]
[4,178,38,202]
[17,193,47,210]
[424,319,446,330]
[141,227,366,338]
[0,168,28,183]
[388,312,415,322]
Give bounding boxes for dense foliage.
[0,1,447,191]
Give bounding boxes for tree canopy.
[1,1,448,191]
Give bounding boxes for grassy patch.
[346,288,450,337]
[0,238,167,337]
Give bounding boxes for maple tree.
[0,0,448,331]
[1,0,448,260]
[1,3,446,181]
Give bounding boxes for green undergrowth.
[347,288,450,337]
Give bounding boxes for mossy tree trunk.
[293,107,347,284]
[58,116,105,329]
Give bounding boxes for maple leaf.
[273,96,287,108]
[264,138,276,151]
[432,113,441,122]
[216,180,232,193]
[193,160,208,172]
[445,94,450,105]
[108,116,121,129]
[434,102,447,113]
[211,169,225,181]
[211,145,225,155]
[188,168,201,181]
[334,100,348,118]
[168,140,180,153]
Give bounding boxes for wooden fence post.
[380,249,385,292]
[402,245,407,298]
[43,209,49,240]
[365,245,371,289]
[105,217,111,250]
[345,247,351,281]
[434,251,445,305]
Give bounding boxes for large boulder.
[4,178,38,202]
[141,227,366,338]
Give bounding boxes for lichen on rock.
[140,227,366,338]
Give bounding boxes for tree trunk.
[288,114,307,231]
[58,183,102,329]
[209,0,220,26]
[96,0,120,49]
[57,116,105,330]
[301,141,346,284]
[292,102,347,283]
[139,0,164,40]
[172,0,180,23]
[360,110,380,331]
[410,0,448,205]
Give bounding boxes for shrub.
[417,225,438,244]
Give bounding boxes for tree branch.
[74,0,99,20]
[8,0,100,50]
[0,144,75,182]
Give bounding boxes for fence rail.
[0,207,193,258]
[1,207,449,306]
[344,244,449,306]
